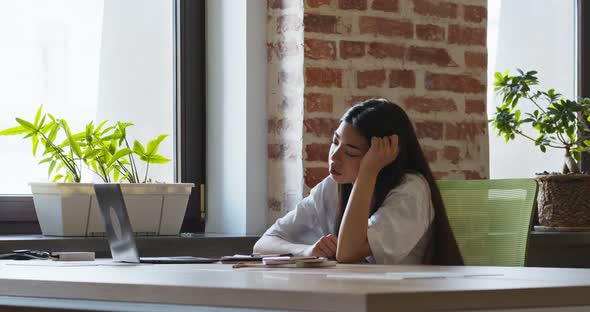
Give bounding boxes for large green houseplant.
[489,69,590,228]
[0,106,193,236]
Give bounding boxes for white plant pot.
[29,182,194,237]
[29,183,94,236]
[86,183,194,236]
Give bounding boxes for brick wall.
[267,0,488,222]
[302,0,489,191]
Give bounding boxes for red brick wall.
[266,0,488,222]
[301,0,489,191]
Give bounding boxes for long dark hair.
[334,98,462,265]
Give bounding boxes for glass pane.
[0,0,175,194]
[487,0,577,178]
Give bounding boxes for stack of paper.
[232,256,336,269]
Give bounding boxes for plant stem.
[513,129,563,149]
[563,147,580,174]
[112,161,136,183]
[526,94,548,114]
[99,162,110,182]
[42,139,74,173]
[87,141,111,182]
[39,134,80,182]
[91,138,134,183]
[555,131,569,146]
[144,161,150,183]
[118,161,136,183]
[124,137,140,183]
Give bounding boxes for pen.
[232,261,261,269]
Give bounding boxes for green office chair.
[437,179,538,267]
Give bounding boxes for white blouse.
[263,173,434,264]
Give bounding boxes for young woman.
[254,98,462,264]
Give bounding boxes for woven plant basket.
[535,174,590,227]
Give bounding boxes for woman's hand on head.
[304,234,338,258]
[359,135,399,175]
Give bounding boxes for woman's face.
[329,122,369,184]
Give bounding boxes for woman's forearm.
[336,171,376,263]
[253,235,311,256]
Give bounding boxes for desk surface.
[2,260,590,312]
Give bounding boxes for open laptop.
[94,183,219,264]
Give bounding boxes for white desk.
[1,260,590,311]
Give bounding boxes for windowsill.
[528,231,590,268]
[529,231,590,245]
[2,232,586,267]
[0,234,260,258]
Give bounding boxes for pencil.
[232,261,261,269]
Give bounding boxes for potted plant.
[489,69,590,228]
[0,106,193,236]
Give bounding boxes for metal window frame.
[177,0,206,233]
[580,0,590,172]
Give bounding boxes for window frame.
[178,0,206,233]
[580,0,590,172]
[0,0,206,234]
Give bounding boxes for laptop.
[93,183,219,264]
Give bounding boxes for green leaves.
[0,105,171,183]
[0,106,81,182]
[144,154,170,164]
[59,120,82,158]
[494,69,541,110]
[133,140,146,155]
[489,69,590,174]
[48,160,57,178]
[146,134,168,155]
[16,118,36,132]
[83,149,103,161]
[0,125,27,136]
[107,148,132,167]
[133,137,171,181]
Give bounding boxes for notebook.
[93,183,219,264]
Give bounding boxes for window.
[0,0,206,234]
[487,0,580,178]
[580,0,590,171]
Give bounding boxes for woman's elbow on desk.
[254,235,311,256]
[253,235,294,255]
[252,236,271,254]
[335,250,363,263]
[336,241,371,263]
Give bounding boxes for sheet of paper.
[327,272,503,280]
[386,272,500,279]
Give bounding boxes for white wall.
[246,1,270,234]
[487,0,577,178]
[205,0,268,235]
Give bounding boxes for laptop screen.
[94,184,140,263]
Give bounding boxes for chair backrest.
[437,179,537,267]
